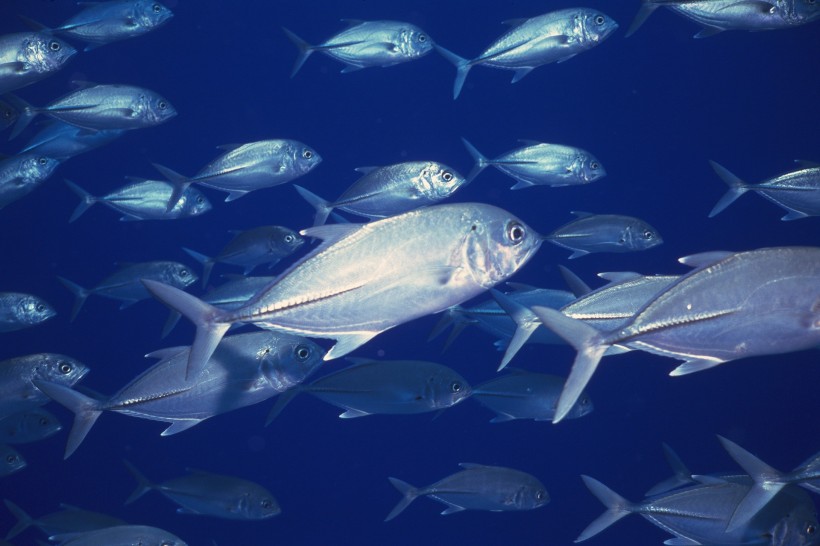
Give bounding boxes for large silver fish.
[436,8,618,99]
[282,20,434,76]
[48,524,187,546]
[544,212,663,259]
[0,407,61,444]
[533,246,820,423]
[0,32,76,94]
[0,353,88,419]
[0,292,56,332]
[143,202,543,381]
[20,121,123,161]
[4,500,127,540]
[0,153,60,209]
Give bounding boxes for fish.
[385,463,549,521]
[124,461,281,520]
[0,292,56,332]
[48,524,187,546]
[266,358,472,421]
[20,121,123,160]
[0,32,76,95]
[471,369,593,422]
[0,353,88,419]
[182,225,305,286]
[626,0,820,38]
[709,160,820,221]
[282,20,434,77]
[0,407,61,444]
[142,202,543,381]
[8,84,177,139]
[0,444,26,477]
[462,138,606,189]
[532,246,820,423]
[4,500,127,540]
[294,160,467,225]
[34,331,324,458]
[0,153,60,209]
[64,178,212,222]
[543,212,663,259]
[435,8,618,99]
[153,139,322,207]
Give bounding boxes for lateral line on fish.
[628,308,738,338]
[249,284,367,317]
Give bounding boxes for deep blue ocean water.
[1,1,818,545]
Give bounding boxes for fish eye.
[196,196,204,204]
[418,34,427,42]
[590,161,599,170]
[442,171,453,181]
[450,381,461,393]
[49,40,61,51]
[6,455,17,464]
[506,221,525,244]
[179,268,190,277]
[59,362,73,374]
[36,303,46,312]
[284,234,295,243]
[535,490,546,501]
[302,149,313,159]
[294,344,311,360]
[153,3,162,12]
[158,100,168,110]
[594,15,605,25]
[39,417,49,425]
[807,524,817,535]
[643,230,654,239]
[38,157,48,165]
[261,499,272,509]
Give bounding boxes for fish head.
[134,0,175,29]
[620,219,663,251]
[21,155,60,184]
[179,187,212,216]
[240,490,282,519]
[397,24,435,58]
[32,353,90,387]
[143,92,177,125]
[260,335,325,391]
[269,226,305,254]
[420,162,467,199]
[289,142,323,175]
[23,407,63,438]
[22,33,77,74]
[0,445,26,475]
[15,294,57,326]
[427,369,472,409]
[511,480,550,510]
[580,10,619,44]
[577,154,607,183]
[166,262,198,288]
[770,505,820,546]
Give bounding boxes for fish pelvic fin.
[489,289,540,371]
[56,276,90,322]
[281,27,314,78]
[3,499,34,540]
[708,160,748,217]
[625,1,660,38]
[293,184,332,226]
[141,279,231,381]
[64,179,98,222]
[576,475,636,542]
[31,380,102,459]
[385,477,420,521]
[122,460,156,504]
[434,44,471,100]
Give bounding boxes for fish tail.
[624,1,660,38]
[460,138,490,183]
[122,460,157,505]
[56,276,90,322]
[4,94,37,140]
[434,44,471,100]
[576,475,635,542]
[181,247,215,288]
[489,289,541,371]
[264,386,303,426]
[3,499,34,540]
[151,162,192,213]
[708,160,748,217]
[385,477,420,521]
[281,27,315,78]
[293,184,332,226]
[529,306,609,424]
[31,380,102,459]
[63,179,98,222]
[141,279,231,382]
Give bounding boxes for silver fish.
[462,138,606,189]
[0,353,88,419]
[144,202,542,381]
[35,331,324,458]
[436,9,618,99]
[48,524,187,546]
[124,461,280,520]
[294,160,467,225]
[21,121,123,160]
[627,0,820,38]
[65,178,211,222]
[534,246,820,423]
[0,407,61,444]
[266,358,471,421]
[710,160,820,221]
[0,32,76,94]
[544,212,663,259]
[0,153,60,209]
[0,292,56,332]
[0,444,26,477]
[50,0,173,49]
[385,463,549,521]
[4,500,127,540]
[283,20,434,76]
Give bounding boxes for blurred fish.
[57,261,196,321]
[709,160,820,221]
[65,178,211,222]
[282,20,434,77]
[35,332,324,458]
[626,0,820,38]
[4,500,126,540]
[153,139,322,208]
[462,138,606,189]
[0,32,76,94]
[0,99,20,132]
[124,461,281,520]
[267,358,471,421]
[0,444,26,476]
[0,407,61,444]
[471,369,593,422]
[183,225,305,287]
[20,121,123,160]
[0,153,60,209]
[143,202,543,381]
[385,463,549,521]
[544,212,663,259]
[0,291,56,332]
[533,246,820,423]
[294,160,467,225]
[48,524,187,546]
[436,8,618,99]
[0,353,88,419]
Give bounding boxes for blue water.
[1,1,818,545]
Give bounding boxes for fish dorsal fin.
[354,166,380,175]
[558,265,591,297]
[339,18,365,29]
[144,346,188,361]
[570,211,594,219]
[504,282,538,293]
[677,251,734,268]
[501,18,528,27]
[458,463,490,470]
[301,223,362,244]
[183,467,221,478]
[795,159,820,169]
[664,538,701,546]
[597,272,643,283]
[516,139,542,146]
[215,143,245,152]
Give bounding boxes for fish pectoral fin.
[669,357,725,376]
[339,408,370,419]
[341,64,367,73]
[160,419,202,436]
[663,538,702,546]
[440,505,466,516]
[175,507,204,515]
[324,332,379,360]
[781,210,809,221]
[224,190,249,202]
[489,413,516,423]
[677,250,734,268]
[693,26,724,38]
[510,67,533,83]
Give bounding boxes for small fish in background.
[282,20,434,77]
[4,499,127,540]
[709,160,820,221]
[183,225,305,287]
[20,121,123,161]
[462,138,606,189]
[64,178,211,222]
[0,98,20,132]
[385,463,549,521]
[0,153,60,210]
[626,0,820,38]
[0,292,56,332]
[0,353,88,419]
[0,407,61,444]
[266,358,472,422]
[435,8,618,99]
[0,444,26,477]
[124,461,281,520]
[0,32,76,95]
[543,212,663,259]
[48,524,188,546]
[153,139,322,208]
[294,160,467,225]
